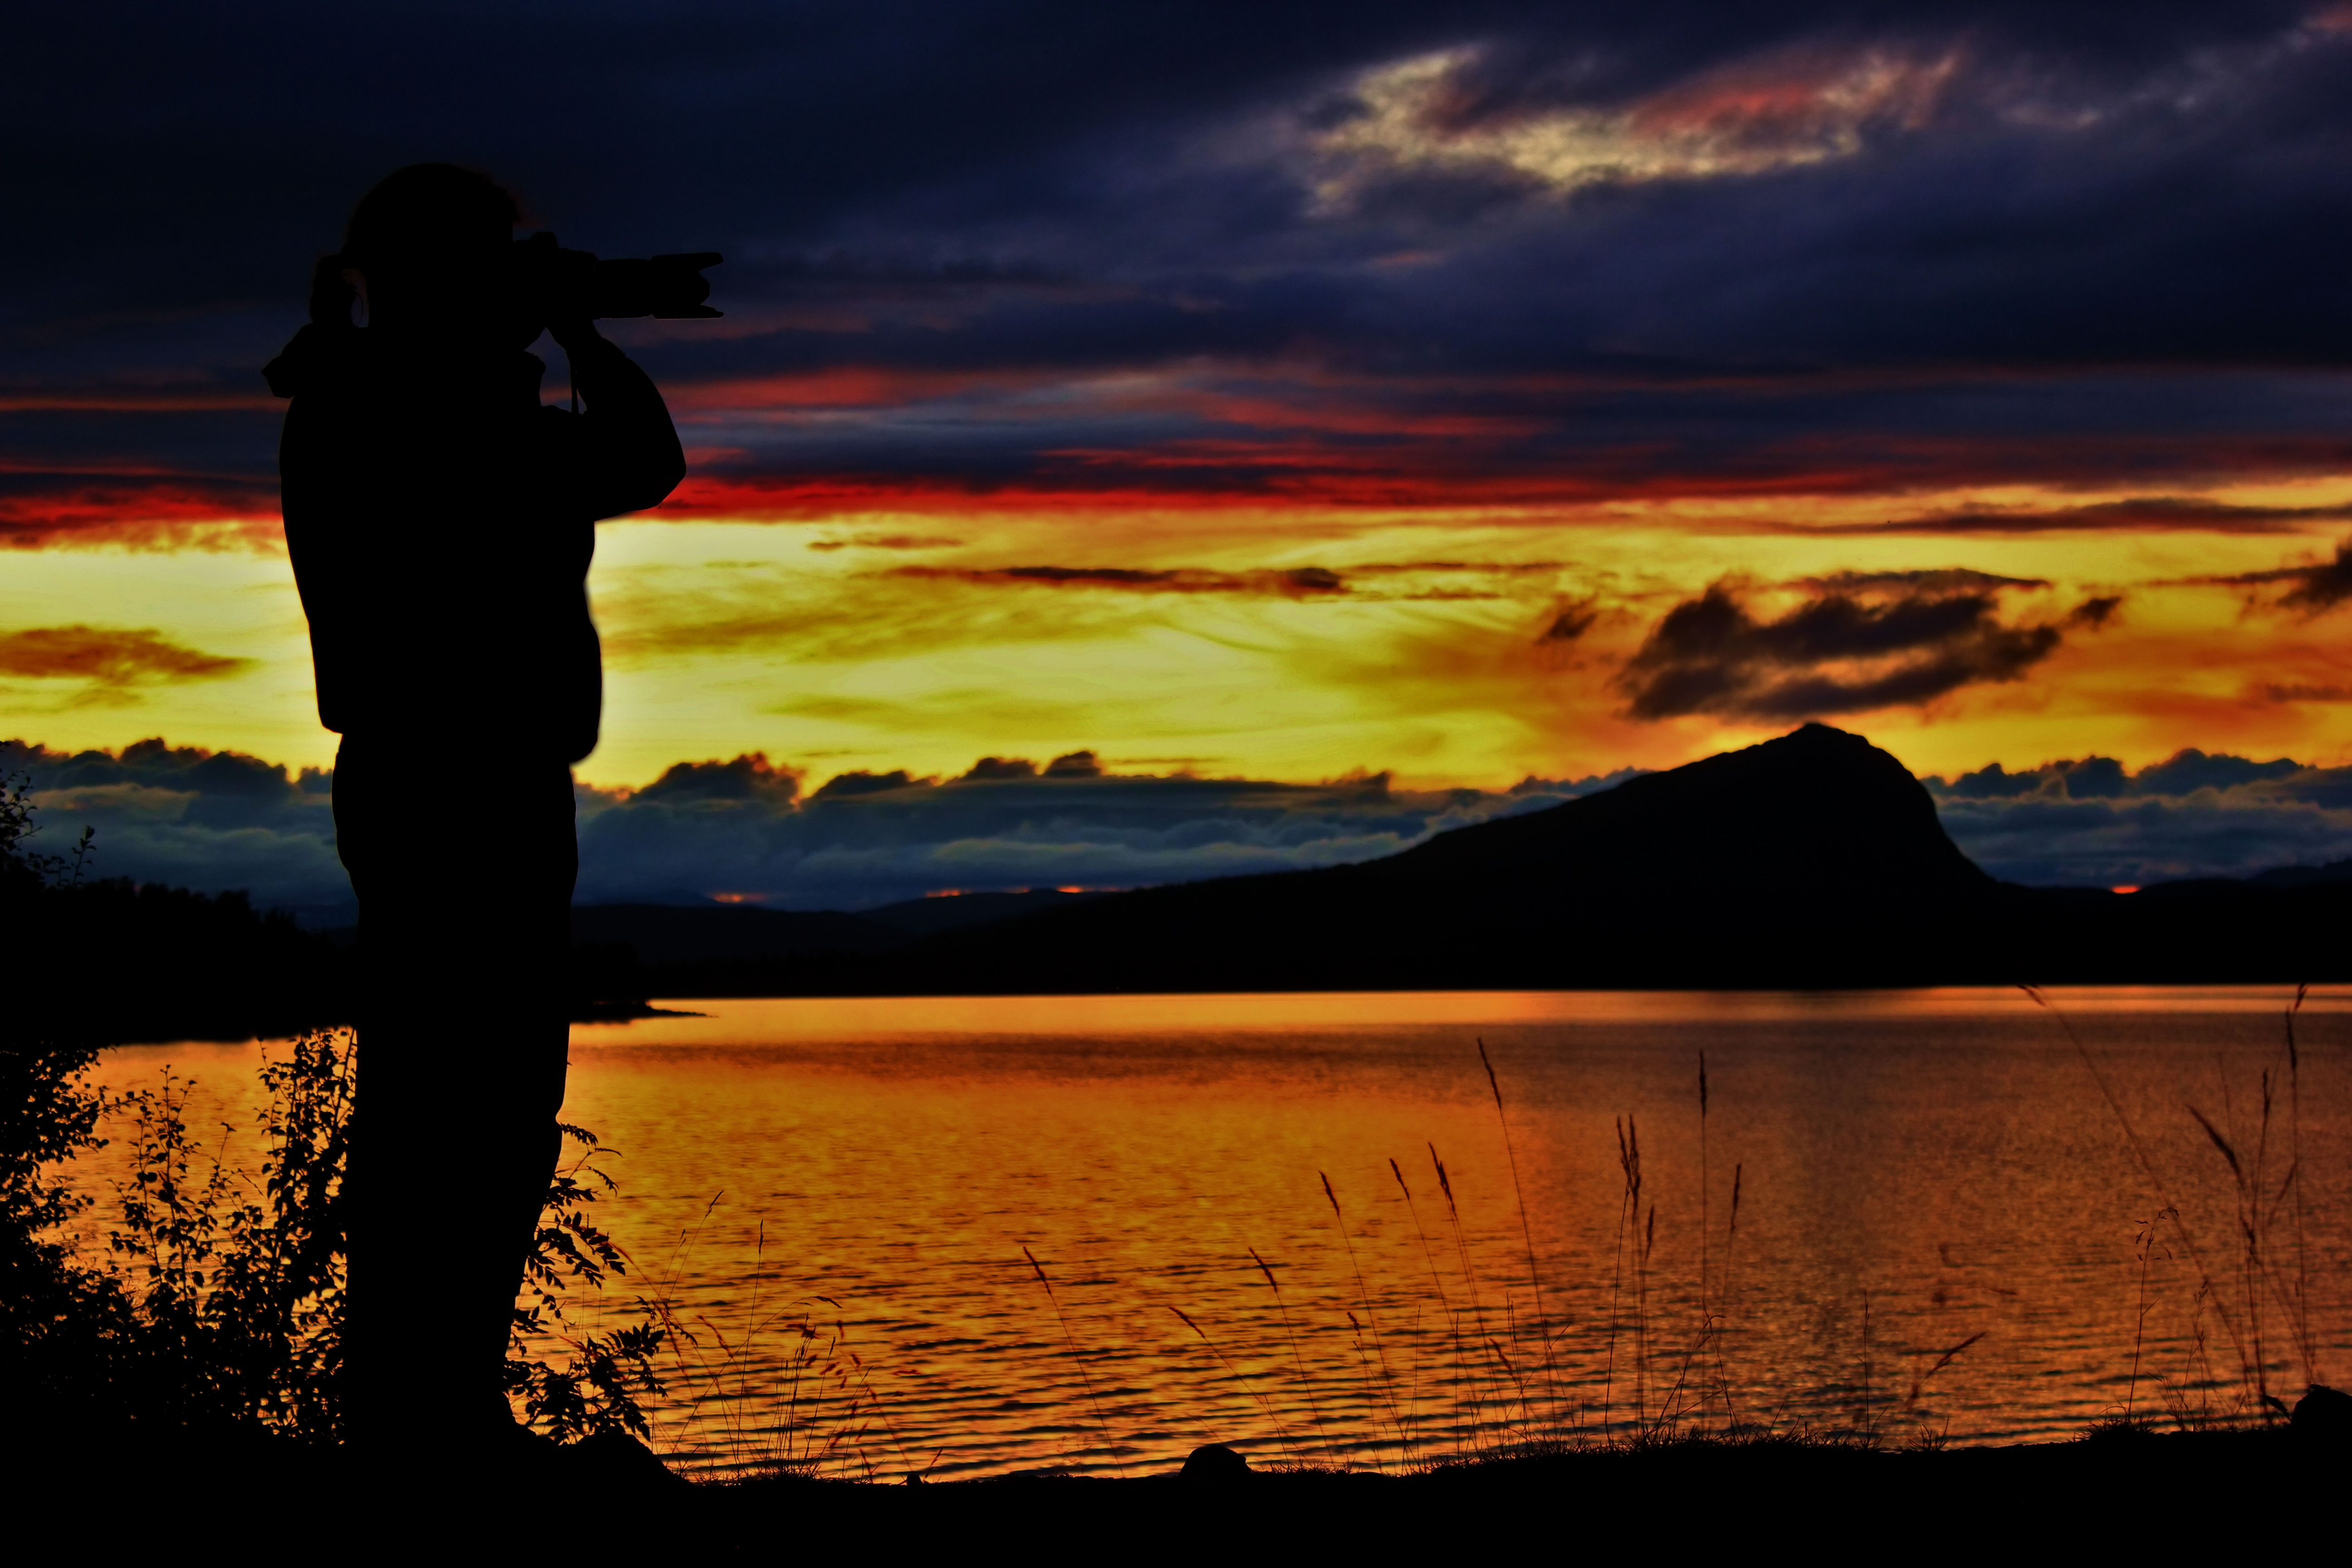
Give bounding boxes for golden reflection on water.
[84,989,2352,1476]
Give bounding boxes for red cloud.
[0,479,282,549]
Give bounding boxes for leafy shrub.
[85,1029,667,1442]
[2,774,661,1442]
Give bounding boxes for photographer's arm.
[549,319,687,519]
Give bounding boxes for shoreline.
[60,1424,2342,1544]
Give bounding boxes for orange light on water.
[2111,885,2141,894]
[709,892,766,904]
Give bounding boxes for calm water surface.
[87,989,2352,1476]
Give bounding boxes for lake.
[82,988,2352,1477]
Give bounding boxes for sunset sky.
[10,3,2352,914]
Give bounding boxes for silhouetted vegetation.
[1,780,661,1443]
[5,772,352,1046]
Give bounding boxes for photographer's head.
[340,163,527,346]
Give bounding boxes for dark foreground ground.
[27,1426,2340,1553]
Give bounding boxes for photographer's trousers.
[333,734,576,1446]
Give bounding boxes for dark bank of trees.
[1,776,353,1437]
[4,779,353,1048]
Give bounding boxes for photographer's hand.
[550,319,685,517]
[548,314,605,359]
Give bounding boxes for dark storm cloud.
[1616,578,2071,720]
[8,3,2352,528]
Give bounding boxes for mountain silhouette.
[856,723,2009,992]
[24,723,2342,1042]
[568,722,2349,995]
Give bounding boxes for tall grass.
[1023,1244,1116,1468]
[1319,1170,1407,1465]
[2027,982,2331,1427]
[1477,1039,1558,1428]
[1168,1303,1295,1461]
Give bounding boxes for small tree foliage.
[3,778,659,1441]
[91,1032,665,1441]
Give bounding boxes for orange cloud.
[892,564,1346,597]
[0,625,253,696]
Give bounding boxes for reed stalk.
[1859,1287,1872,1444]
[1392,1156,1469,1455]
[1602,1117,1627,1437]
[1478,1039,1558,1427]
[1698,1053,1711,1432]
[1252,1245,1329,1455]
[1716,1161,1742,1427]
[1428,1145,1524,1442]
[2184,1098,2271,1417]
[1168,1304,1296,1463]
[2020,985,2256,1407]
[1636,1202,1655,1427]
[2124,1205,2172,1422]
[1022,1245,1116,1470]
[2284,986,2317,1383]
[1321,1170,1408,1466]
[742,1219,764,1427]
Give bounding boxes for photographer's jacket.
[269,327,684,763]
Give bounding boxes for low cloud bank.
[570,759,1640,910]
[13,735,2352,919]
[0,738,346,921]
[0,737,1638,921]
[1925,750,2352,887]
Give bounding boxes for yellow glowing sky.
[9,474,2352,788]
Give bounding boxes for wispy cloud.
[0,625,252,704]
[1313,43,1960,209]
[1827,496,2352,536]
[892,564,1347,596]
[2177,537,2352,615]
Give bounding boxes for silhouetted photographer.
[267,164,709,1466]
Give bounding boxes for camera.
[510,231,723,322]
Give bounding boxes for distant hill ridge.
[574,724,2352,995]
[32,724,2342,1046]
[569,888,1103,965]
